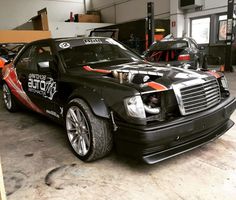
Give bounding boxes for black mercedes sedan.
[1,37,235,164]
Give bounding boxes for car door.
[15,44,35,95]
[15,42,59,117]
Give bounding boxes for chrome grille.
[173,77,221,115]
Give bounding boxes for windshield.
[150,40,188,50]
[59,43,141,69]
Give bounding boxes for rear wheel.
[65,98,112,162]
[2,83,18,112]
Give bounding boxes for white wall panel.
[92,0,170,23]
[204,0,227,10]
[184,0,228,37]
[0,0,84,29]
[100,7,116,23]
[92,0,129,10]
[185,0,228,19]
[115,0,147,23]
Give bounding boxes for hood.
[68,61,218,94]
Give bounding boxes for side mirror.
[199,46,205,50]
[38,61,50,73]
[38,60,57,73]
[38,61,49,69]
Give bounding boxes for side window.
[15,46,33,70]
[29,45,53,72]
[15,44,53,72]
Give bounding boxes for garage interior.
[0,0,236,200]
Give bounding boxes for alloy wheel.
[66,106,91,156]
[3,84,12,110]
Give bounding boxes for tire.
[65,98,113,162]
[2,83,18,112]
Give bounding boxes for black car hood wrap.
[70,61,212,94]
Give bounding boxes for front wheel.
[65,98,112,162]
[2,83,18,112]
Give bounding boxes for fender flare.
[68,87,110,119]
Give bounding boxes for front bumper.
[115,97,236,164]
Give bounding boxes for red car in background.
[0,57,6,67]
[0,43,24,81]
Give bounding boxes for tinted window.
[15,46,33,70]
[60,43,141,69]
[16,44,53,72]
[31,45,53,71]
[150,41,188,50]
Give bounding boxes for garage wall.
[91,0,230,39]
[91,0,170,23]
[0,0,85,30]
[49,22,113,38]
[185,0,228,19]
[184,0,229,37]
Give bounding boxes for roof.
[54,36,109,42]
[160,37,191,42]
[22,37,110,45]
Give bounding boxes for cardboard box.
[79,14,100,23]
[31,12,49,31]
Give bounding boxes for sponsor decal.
[83,39,102,45]
[28,74,57,100]
[59,42,70,49]
[46,110,60,118]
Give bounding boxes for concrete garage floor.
[0,73,236,200]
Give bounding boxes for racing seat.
[37,51,53,63]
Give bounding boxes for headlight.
[220,76,229,91]
[124,96,146,119]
